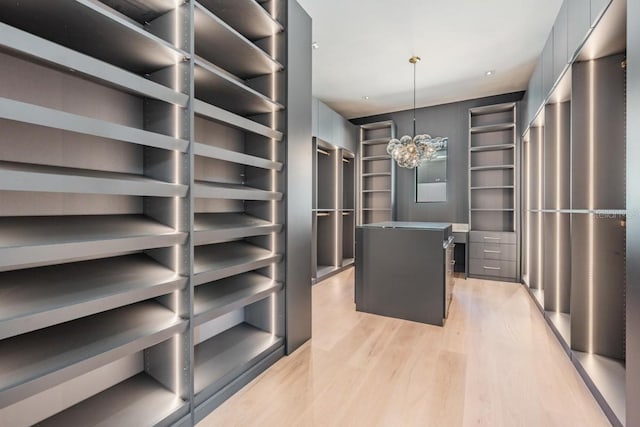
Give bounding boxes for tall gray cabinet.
[467,103,519,282]
[0,1,311,425]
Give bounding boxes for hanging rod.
[342,158,350,163]
[316,212,331,217]
[317,148,330,156]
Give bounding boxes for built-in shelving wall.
[467,103,519,282]
[0,0,306,425]
[312,138,356,283]
[520,0,628,424]
[358,121,396,225]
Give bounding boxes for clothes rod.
[316,212,331,217]
[317,148,331,156]
[342,158,350,163]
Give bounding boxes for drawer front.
[470,243,516,261]
[469,231,516,244]
[469,259,516,279]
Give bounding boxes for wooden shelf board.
[194,2,282,79]
[194,213,281,245]
[194,180,282,201]
[0,97,188,152]
[197,0,283,40]
[193,241,282,286]
[0,160,187,197]
[194,323,283,404]
[194,272,282,325]
[37,373,187,427]
[0,254,184,341]
[0,0,185,74]
[195,56,283,116]
[0,301,186,409]
[0,214,186,272]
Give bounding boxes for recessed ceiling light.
[311,41,319,50]
[485,70,495,76]
[363,96,370,100]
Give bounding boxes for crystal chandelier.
[387,56,448,169]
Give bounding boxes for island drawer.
[469,231,516,244]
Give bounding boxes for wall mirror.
[416,142,447,202]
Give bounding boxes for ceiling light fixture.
[485,70,495,76]
[363,96,370,100]
[311,41,319,50]
[386,56,448,169]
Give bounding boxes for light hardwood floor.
[199,269,609,427]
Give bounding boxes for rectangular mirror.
[416,144,447,202]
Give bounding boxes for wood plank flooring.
[199,269,609,427]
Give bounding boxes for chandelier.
[386,56,448,169]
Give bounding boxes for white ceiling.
[296,0,563,119]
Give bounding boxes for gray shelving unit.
[312,137,356,283]
[468,103,519,282]
[358,121,396,225]
[0,0,298,425]
[520,2,628,423]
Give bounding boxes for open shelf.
[0,22,187,106]
[194,213,281,245]
[362,172,391,177]
[545,311,571,345]
[194,99,282,141]
[193,241,281,286]
[0,215,186,272]
[361,138,389,145]
[194,2,282,79]
[0,97,189,152]
[0,254,184,340]
[0,0,185,74]
[362,189,391,193]
[471,186,515,190]
[0,301,186,409]
[362,155,390,161]
[469,123,515,134]
[194,56,283,116]
[197,0,283,40]
[0,160,187,197]
[194,323,283,404]
[37,373,187,427]
[194,181,282,201]
[194,142,282,171]
[469,165,515,171]
[469,144,515,152]
[99,0,177,23]
[194,273,282,325]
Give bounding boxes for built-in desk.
[355,222,454,326]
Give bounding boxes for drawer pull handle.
[484,250,501,254]
[483,266,501,270]
[483,237,501,241]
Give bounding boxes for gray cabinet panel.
[311,97,318,137]
[568,0,591,60]
[528,60,544,123]
[542,33,555,99]
[318,101,333,143]
[553,1,569,82]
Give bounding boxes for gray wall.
[285,0,312,354]
[352,92,523,224]
[627,0,639,423]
